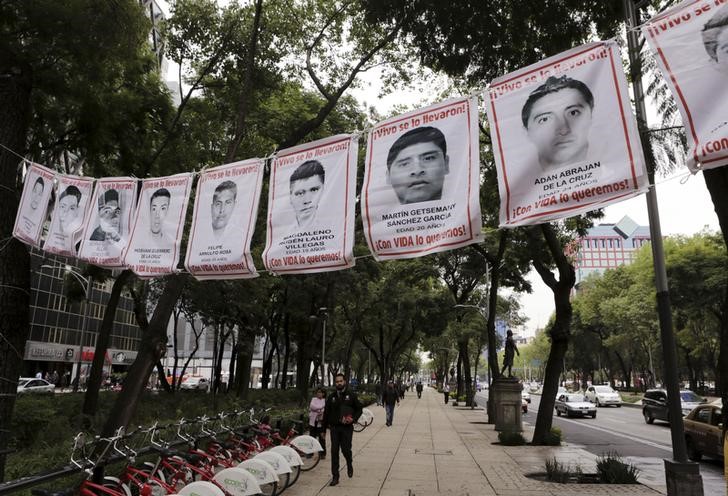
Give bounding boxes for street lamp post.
[319,307,327,386]
[41,264,91,392]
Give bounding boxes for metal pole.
[367,348,370,383]
[321,309,327,386]
[623,1,702,492]
[73,276,92,392]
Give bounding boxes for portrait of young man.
[149,188,171,244]
[210,180,237,239]
[90,189,122,243]
[29,177,45,212]
[702,3,728,75]
[57,185,82,235]
[521,75,595,172]
[386,126,449,205]
[289,160,325,230]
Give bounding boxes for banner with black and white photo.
[185,159,264,280]
[486,40,648,227]
[643,0,728,172]
[77,177,138,268]
[123,173,192,278]
[44,175,95,257]
[361,97,483,260]
[262,135,357,274]
[13,163,55,247]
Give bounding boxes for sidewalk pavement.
[284,387,710,496]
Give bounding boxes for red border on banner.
[44,175,95,257]
[13,164,54,246]
[645,5,728,168]
[491,42,642,225]
[186,160,262,277]
[265,136,354,273]
[364,98,479,258]
[124,175,191,275]
[78,178,137,267]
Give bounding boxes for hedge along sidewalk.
[283,386,663,496]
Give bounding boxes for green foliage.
[569,232,727,388]
[596,452,640,484]
[498,430,526,446]
[544,457,582,483]
[541,426,562,446]
[6,390,307,481]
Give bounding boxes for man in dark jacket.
[323,373,363,486]
[382,381,399,426]
[416,381,424,399]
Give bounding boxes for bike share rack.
[0,411,307,495]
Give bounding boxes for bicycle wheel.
[297,450,320,471]
[288,465,301,486]
[259,481,278,496]
[279,472,290,491]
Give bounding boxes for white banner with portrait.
[361,97,483,260]
[77,178,138,267]
[185,159,264,280]
[123,173,192,278]
[13,163,55,247]
[263,135,357,274]
[643,0,728,172]
[486,41,648,227]
[44,175,95,257]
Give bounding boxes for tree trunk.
[281,314,291,389]
[459,339,473,406]
[614,351,632,389]
[261,334,274,389]
[155,361,171,393]
[213,329,229,394]
[529,224,576,445]
[0,61,31,482]
[228,341,237,391]
[234,330,254,399]
[83,270,134,415]
[455,350,463,399]
[100,275,186,437]
[703,167,728,249]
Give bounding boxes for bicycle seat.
[32,489,74,496]
[250,427,267,436]
[151,446,178,458]
[181,452,203,465]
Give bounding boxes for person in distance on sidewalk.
[323,373,363,486]
[382,381,400,426]
[308,387,327,459]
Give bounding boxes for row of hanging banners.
[12,0,728,279]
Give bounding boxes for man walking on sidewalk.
[443,382,450,404]
[383,381,399,426]
[323,373,363,486]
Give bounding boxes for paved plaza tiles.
[285,386,726,496]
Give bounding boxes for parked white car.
[17,377,55,394]
[585,385,622,407]
[180,377,209,390]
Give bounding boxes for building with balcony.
[569,215,651,290]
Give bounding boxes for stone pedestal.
[491,377,522,432]
[664,459,703,496]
